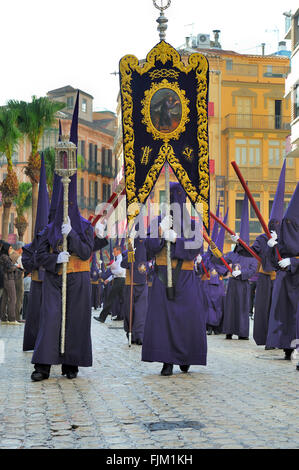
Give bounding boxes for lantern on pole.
[54,135,77,355]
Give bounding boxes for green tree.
[0,106,21,240]
[8,96,65,236]
[14,182,32,241]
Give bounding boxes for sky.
[0,0,297,113]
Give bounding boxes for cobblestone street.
[0,314,298,450]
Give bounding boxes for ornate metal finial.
[153,0,171,41]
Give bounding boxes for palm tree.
[0,107,22,240]
[8,96,65,236]
[14,182,32,241]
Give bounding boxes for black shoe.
[207,327,213,335]
[31,371,49,382]
[66,371,78,379]
[179,365,190,373]
[112,316,122,321]
[161,363,173,376]
[238,336,249,340]
[296,362,299,371]
[135,339,143,345]
[94,313,107,323]
[284,349,293,360]
[226,334,233,340]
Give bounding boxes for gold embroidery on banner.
[149,69,180,80]
[182,146,194,161]
[119,41,210,227]
[141,146,152,165]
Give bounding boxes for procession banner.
[119,40,210,231]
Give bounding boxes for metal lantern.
[55,135,77,177]
[54,135,77,355]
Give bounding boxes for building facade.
[0,86,117,243]
[284,8,299,159]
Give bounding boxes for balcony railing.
[263,65,290,78]
[224,114,291,131]
[225,63,258,76]
[86,162,116,178]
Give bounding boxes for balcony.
[225,63,258,77]
[224,114,291,131]
[263,65,290,78]
[87,162,116,178]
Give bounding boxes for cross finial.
[153,0,171,41]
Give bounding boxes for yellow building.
[115,36,295,253]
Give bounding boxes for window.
[295,85,299,120]
[80,140,85,158]
[82,98,87,113]
[235,139,247,165]
[67,96,74,109]
[235,139,261,166]
[235,193,260,233]
[226,59,233,71]
[268,140,284,166]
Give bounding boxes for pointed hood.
[215,208,228,252]
[34,152,50,235]
[211,199,220,242]
[269,159,286,233]
[278,182,299,256]
[48,120,62,223]
[47,92,90,249]
[239,193,249,245]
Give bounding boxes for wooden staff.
[210,210,262,264]
[231,161,282,261]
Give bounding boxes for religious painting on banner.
[119,40,210,231]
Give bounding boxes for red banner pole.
[231,161,282,261]
[210,210,262,264]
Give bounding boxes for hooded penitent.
[34,152,50,236]
[48,120,62,224]
[278,182,299,257]
[47,91,90,250]
[268,159,286,235]
[90,252,100,282]
[211,199,220,243]
[215,208,229,252]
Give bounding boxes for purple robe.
[198,252,226,328]
[266,258,299,349]
[22,241,44,351]
[250,235,276,345]
[121,240,148,342]
[142,236,206,366]
[222,251,258,338]
[31,225,96,367]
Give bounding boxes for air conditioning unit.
[197,33,210,48]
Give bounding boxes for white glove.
[160,215,173,232]
[61,216,72,236]
[196,254,202,264]
[267,237,277,248]
[163,229,177,243]
[95,221,106,239]
[278,258,291,269]
[231,233,239,243]
[57,251,70,264]
[232,269,241,278]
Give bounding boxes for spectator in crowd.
[0,241,19,325]
[22,273,32,320]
